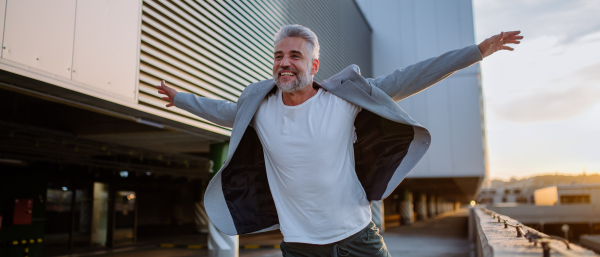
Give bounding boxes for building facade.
[356,0,486,223]
[0,1,370,256]
[0,0,486,256]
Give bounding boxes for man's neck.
[281,81,318,106]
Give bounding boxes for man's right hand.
[156,80,178,107]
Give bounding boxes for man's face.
[273,37,318,93]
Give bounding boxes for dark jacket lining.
[354,111,414,201]
[221,127,278,234]
[221,111,415,234]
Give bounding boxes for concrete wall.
[469,208,596,257]
[355,0,486,179]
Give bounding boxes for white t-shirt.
[252,88,371,244]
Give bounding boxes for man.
[157,25,522,256]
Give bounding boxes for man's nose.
[281,56,291,66]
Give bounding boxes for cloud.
[474,0,600,47]
[493,62,600,123]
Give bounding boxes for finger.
[501,45,514,51]
[161,80,168,88]
[166,103,174,107]
[505,30,521,36]
[158,90,166,95]
[505,40,521,44]
[162,96,171,101]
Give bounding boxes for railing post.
[541,241,550,257]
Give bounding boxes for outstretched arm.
[478,31,523,58]
[369,31,523,102]
[157,81,237,128]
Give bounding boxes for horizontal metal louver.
[139,0,371,134]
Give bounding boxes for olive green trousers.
[279,221,391,257]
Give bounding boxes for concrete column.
[427,195,436,218]
[208,222,239,257]
[415,193,427,221]
[208,142,238,257]
[371,200,385,233]
[193,201,209,233]
[437,197,445,215]
[399,189,413,225]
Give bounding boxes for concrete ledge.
[469,208,598,257]
[581,235,600,253]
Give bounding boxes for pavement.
[50,209,471,257]
[383,209,471,257]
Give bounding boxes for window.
[480,198,493,204]
[514,189,522,194]
[489,190,496,195]
[560,195,591,204]
[502,197,507,203]
[504,189,510,194]
[516,197,528,204]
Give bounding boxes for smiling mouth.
[279,72,296,77]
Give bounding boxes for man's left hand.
[478,31,523,58]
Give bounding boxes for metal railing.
[480,208,585,257]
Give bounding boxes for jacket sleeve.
[174,93,237,128]
[367,45,483,102]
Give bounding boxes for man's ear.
[311,59,319,76]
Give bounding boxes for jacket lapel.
[226,80,275,160]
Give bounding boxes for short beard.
[273,67,312,93]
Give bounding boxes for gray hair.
[274,24,320,60]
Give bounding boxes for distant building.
[478,187,534,205]
[488,184,600,242]
[534,184,600,206]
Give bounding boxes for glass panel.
[91,182,109,246]
[114,191,136,245]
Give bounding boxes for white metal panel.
[458,0,476,46]
[0,0,6,51]
[2,0,76,78]
[448,76,485,176]
[368,0,402,77]
[424,80,454,174]
[398,0,418,67]
[357,0,485,179]
[71,0,141,101]
[436,0,462,53]
[414,0,438,61]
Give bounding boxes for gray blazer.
[174,45,483,235]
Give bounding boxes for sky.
[472,0,600,180]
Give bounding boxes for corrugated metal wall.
[138,0,371,132]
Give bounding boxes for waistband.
[282,221,373,251]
